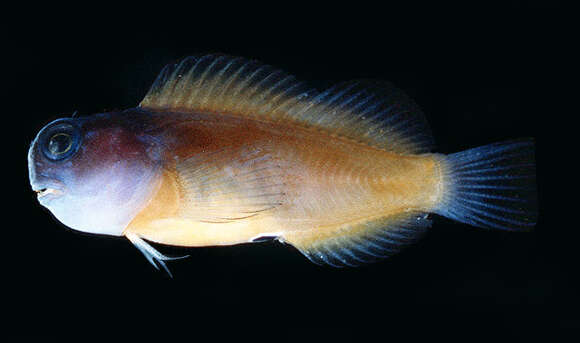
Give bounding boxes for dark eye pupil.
[48,133,72,155]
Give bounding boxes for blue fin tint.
[306,80,435,154]
[283,212,431,268]
[435,139,538,231]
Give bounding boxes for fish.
[28,54,538,275]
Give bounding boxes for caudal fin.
[435,139,538,231]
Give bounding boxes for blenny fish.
[28,55,537,275]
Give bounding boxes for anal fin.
[282,212,431,267]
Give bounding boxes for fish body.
[28,55,537,272]
[123,110,440,248]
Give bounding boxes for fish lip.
[31,178,65,200]
[34,187,63,198]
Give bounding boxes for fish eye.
[48,133,72,156]
[40,121,81,161]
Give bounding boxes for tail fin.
[435,139,538,231]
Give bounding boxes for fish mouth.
[34,187,62,198]
[31,176,65,200]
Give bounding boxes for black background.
[8,3,573,341]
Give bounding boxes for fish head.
[28,112,162,236]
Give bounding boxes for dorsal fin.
[140,54,434,154]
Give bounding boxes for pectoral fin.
[175,146,286,223]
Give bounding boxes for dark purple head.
[28,111,162,236]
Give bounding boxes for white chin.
[43,166,161,237]
[46,197,132,236]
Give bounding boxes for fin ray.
[282,212,431,267]
[434,139,538,231]
[126,233,189,278]
[140,54,434,154]
[175,146,285,223]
